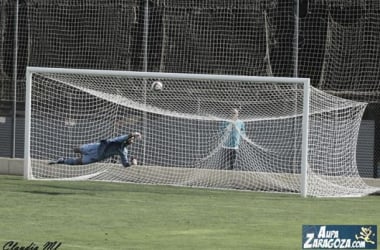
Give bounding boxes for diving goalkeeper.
[49,132,142,167]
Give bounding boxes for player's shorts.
[80,143,101,164]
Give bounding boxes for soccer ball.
[151,81,163,91]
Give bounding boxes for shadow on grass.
[22,190,78,196]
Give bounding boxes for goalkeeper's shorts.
[80,143,101,164]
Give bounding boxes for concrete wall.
[0,157,23,176]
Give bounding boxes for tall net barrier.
[317,2,380,103]
[25,69,380,197]
[22,0,287,75]
[1,1,379,103]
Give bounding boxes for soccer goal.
[24,67,378,197]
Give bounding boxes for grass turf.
[0,175,379,249]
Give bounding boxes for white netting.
[2,1,379,102]
[26,70,380,197]
[315,2,380,103]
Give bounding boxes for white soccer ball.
[151,81,163,91]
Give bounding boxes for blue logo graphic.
[302,225,377,249]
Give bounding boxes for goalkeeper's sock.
[63,158,81,165]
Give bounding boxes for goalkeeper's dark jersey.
[80,135,131,167]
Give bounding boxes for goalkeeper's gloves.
[131,157,138,166]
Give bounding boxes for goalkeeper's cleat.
[48,160,57,165]
[48,158,64,165]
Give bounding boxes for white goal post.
[24,67,379,197]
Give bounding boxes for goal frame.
[24,66,311,197]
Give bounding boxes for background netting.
[1,1,380,102]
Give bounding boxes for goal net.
[24,67,379,197]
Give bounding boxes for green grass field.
[0,175,379,250]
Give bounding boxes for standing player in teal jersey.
[221,109,245,170]
[49,132,142,168]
